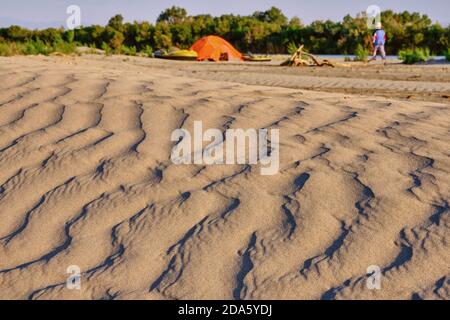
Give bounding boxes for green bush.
[287,42,299,55]
[0,39,76,56]
[0,42,13,56]
[101,42,112,55]
[64,30,75,43]
[354,44,368,62]
[22,39,53,55]
[398,48,430,64]
[142,45,153,57]
[120,45,137,56]
[52,39,76,54]
[1,8,447,57]
[445,49,450,61]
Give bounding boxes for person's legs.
[370,45,380,61]
[379,45,387,64]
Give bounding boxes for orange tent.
[190,36,243,62]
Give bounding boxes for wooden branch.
[281,44,335,67]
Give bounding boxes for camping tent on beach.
[190,35,243,62]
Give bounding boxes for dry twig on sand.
[281,45,334,67]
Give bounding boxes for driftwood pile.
[281,45,334,67]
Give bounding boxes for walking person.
[369,22,387,64]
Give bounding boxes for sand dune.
[0,55,449,300]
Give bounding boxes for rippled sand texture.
[0,56,449,300]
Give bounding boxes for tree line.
[1,6,449,56]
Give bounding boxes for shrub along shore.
[1,6,449,63]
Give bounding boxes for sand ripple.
[0,56,449,300]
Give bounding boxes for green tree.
[153,23,172,49]
[170,22,193,47]
[157,6,187,24]
[5,25,32,41]
[102,26,124,49]
[108,14,125,32]
[1,7,447,57]
[253,7,287,25]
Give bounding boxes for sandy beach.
[0,55,449,300]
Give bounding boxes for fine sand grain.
[0,55,449,300]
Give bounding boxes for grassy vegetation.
[1,7,449,57]
[287,42,299,55]
[142,45,153,57]
[445,49,450,61]
[120,45,137,56]
[0,39,147,57]
[353,44,368,62]
[0,42,14,56]
[51,39,77,54]
[0,39,76,56]
[1,7,449,59]
[398,48,430,64]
